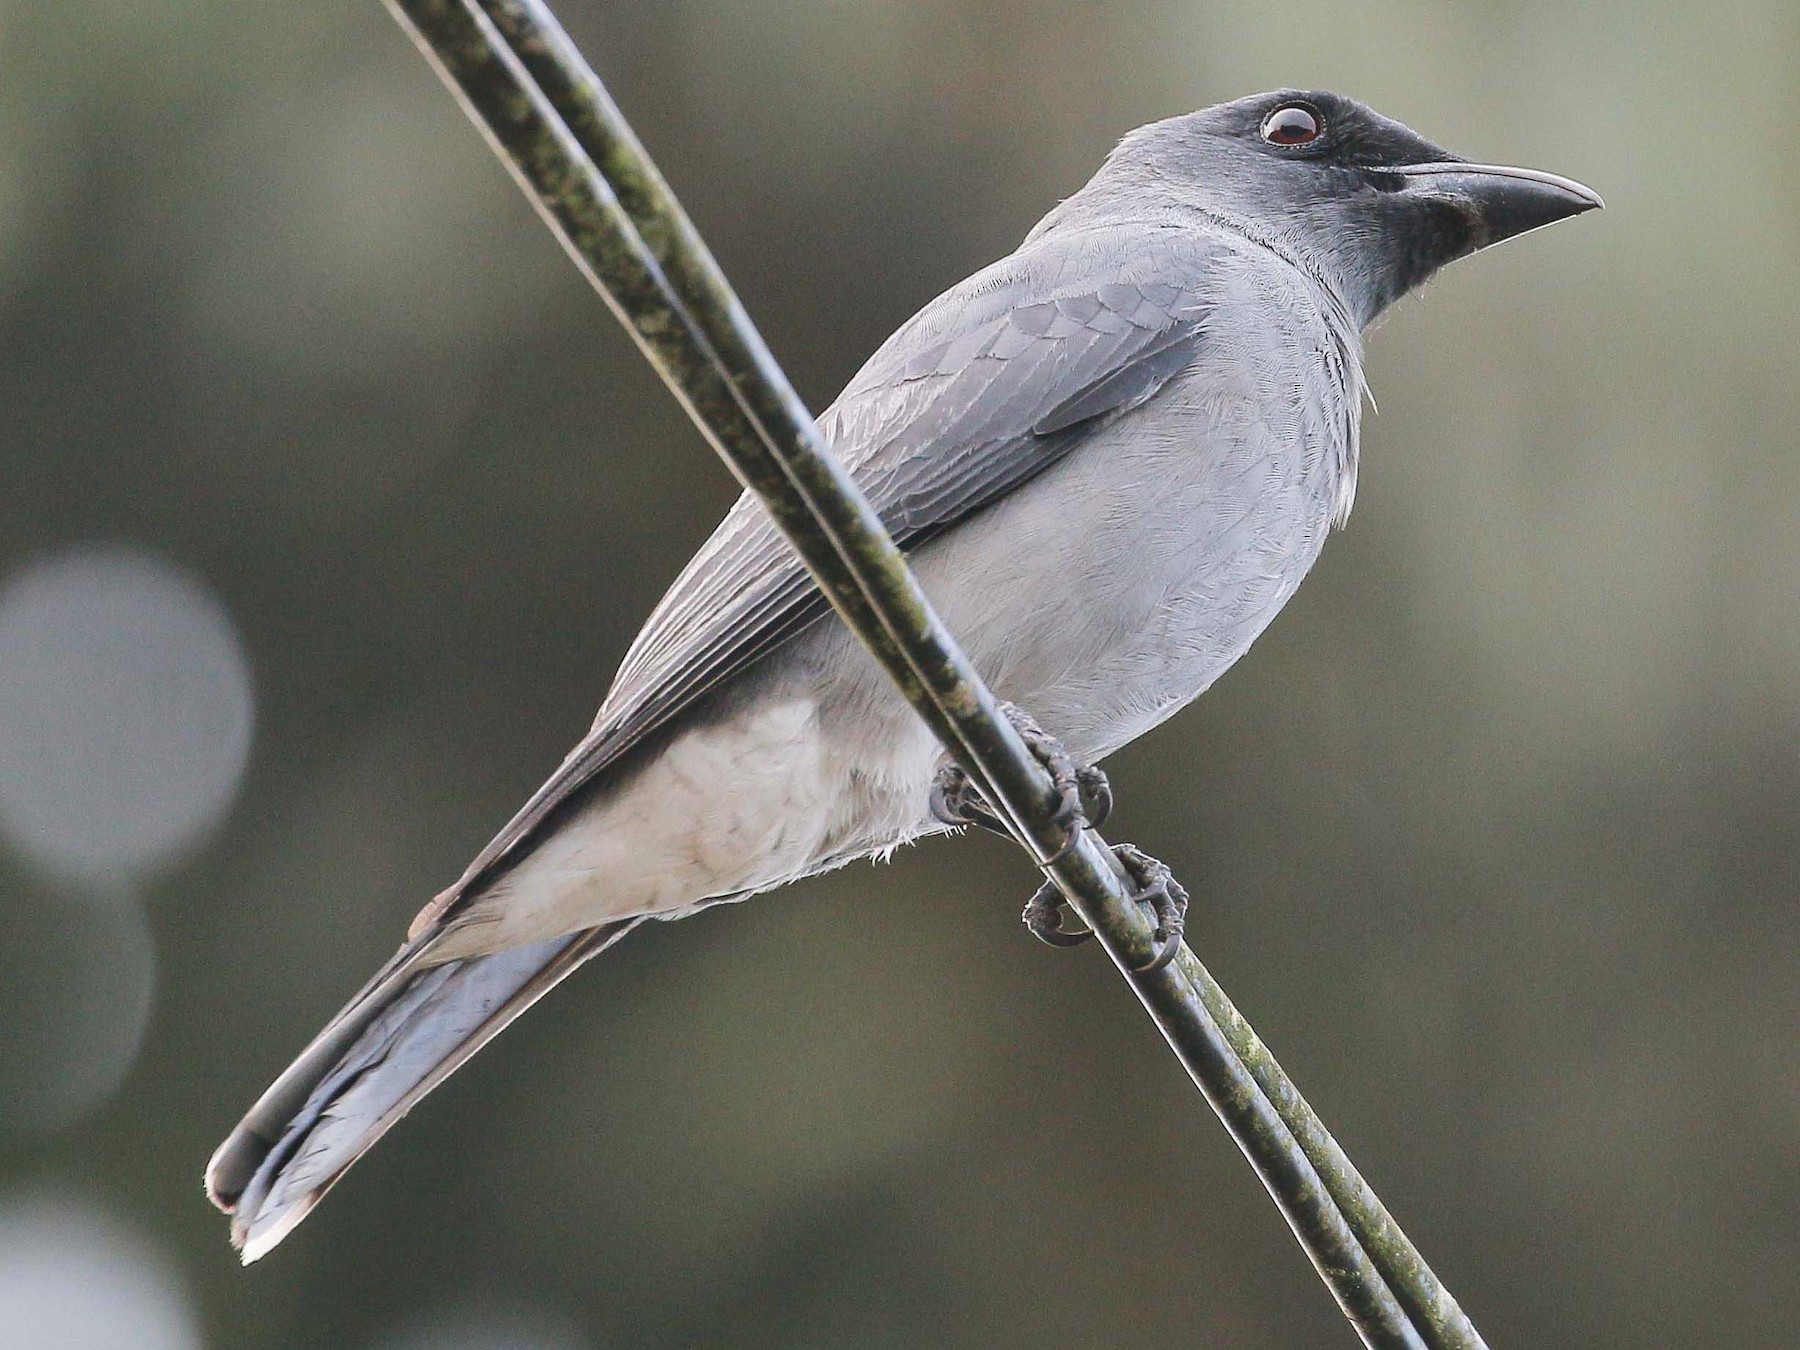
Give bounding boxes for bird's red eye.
[1260,105,1322,146]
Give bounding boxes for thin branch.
[381,2,1486,1347]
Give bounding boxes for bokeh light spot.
[374,1299,592,1350]
[0,1194,202,1350]
[0,885,157,1134]
[0,547,254,883]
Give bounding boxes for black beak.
[1384,162,1604,250]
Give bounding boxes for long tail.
[204,919,639,1263]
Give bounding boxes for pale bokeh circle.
[0,887,157,1133]
[0,547,254,882]
[0,1194,203,1350]
[375,1300,592,1350]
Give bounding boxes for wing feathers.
[438,230,1224,910]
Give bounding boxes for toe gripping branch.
[930,703,1186,974]
[1023,843,1189,974]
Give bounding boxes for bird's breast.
[907,334,1353,764]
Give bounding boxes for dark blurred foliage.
[1,1,1796,1347]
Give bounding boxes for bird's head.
[1093,89,1602,327]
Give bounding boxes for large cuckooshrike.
[207,89,1599,1261]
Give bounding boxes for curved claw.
[1076,764,1113,831]
[1037,821,1086,866]
[1036,923,1097,949]
[1022,880,1095,948]
[1134,926,1184,974]
[928,770,967,826]
[930,764,1005,835]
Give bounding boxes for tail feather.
[205,920,638,1263]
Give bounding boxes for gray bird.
[206,89,1599,1260]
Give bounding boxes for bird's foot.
[1021,876,1095,948]
[929,705,1183,968]
[1020,843,1188,972]
[928,702,1111,857]
[1111,843,1188,973]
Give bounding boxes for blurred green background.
[1,1,1796,1347]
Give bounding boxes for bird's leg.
[928,702,1112,848]
[1019,844,1188,972]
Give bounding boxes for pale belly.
[432,356,1348,960]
